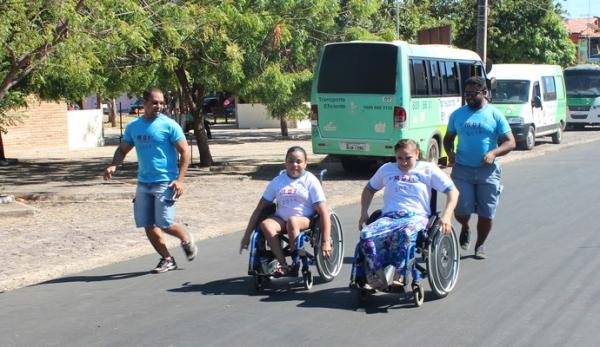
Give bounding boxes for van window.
[533,81,541,100]
[410,59,429,96]
[317,44,397,94]
[541,76,557,101]
[491,80,530,103]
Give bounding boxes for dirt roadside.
[1,126,599,293]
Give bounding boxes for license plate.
[341,142,369,151]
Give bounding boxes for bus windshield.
[491,80,530,104]
[317,43,397,94]
[565,70,600,97]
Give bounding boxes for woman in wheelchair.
[353,139,458,292]
[240,146,331,278]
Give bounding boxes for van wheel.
[426,139,439,163]
[551,127,562,144]
[518,125,535,150]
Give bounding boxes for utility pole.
[476,0,488,66]
[396,0,400,40]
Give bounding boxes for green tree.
[241,0,339,137]
[0,0,149,162]
[450,0,575,66]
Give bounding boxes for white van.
[489,64,567,150]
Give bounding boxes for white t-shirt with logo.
[368,161,454,216]
[262,171,326,222]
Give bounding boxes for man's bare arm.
[104,143,133,180]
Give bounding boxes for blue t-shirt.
[447,104,511,167]
[123,114,185,182]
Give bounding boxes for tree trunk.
[174,66,213,167]
[109,98,117,127]
[0,132,6,161]
[279,115,289,138]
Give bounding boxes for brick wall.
[3,100,68,151]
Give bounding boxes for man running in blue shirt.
[443,77,516,259]
[104,87,198,273]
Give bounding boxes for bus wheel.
[426,139,439,164]
[341,157,370,173]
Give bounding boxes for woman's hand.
[321,239,332,258]
[358,212,369,231]
[239,234,250,254]
[440,216,453,235]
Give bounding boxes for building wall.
[3,100,68,152]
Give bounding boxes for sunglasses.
[464,90,484,97]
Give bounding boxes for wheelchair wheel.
[314,211,344,282]
[303,270,313,290]
[412,284,425,307]
[426,226,460,298]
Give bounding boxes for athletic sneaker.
[459,227,471,250]
[152,257,177,273]
[474,245,487,259]
[181,234,198,261]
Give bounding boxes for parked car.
[129,100,144,114]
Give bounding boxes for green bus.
[564,65,600,130]
[310,41,487,172]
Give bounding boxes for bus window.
[411,59,429,96]
[317,44,398,94]
[429,60,442,96]
[443,61,459,96]
[459,62,473,89]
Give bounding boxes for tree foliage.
[0,0,578,164]
[450,0,575,66]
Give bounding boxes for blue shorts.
[133,182,176,229]
[450,163,503,219]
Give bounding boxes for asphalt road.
[2,143,600,347]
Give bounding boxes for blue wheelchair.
[350,191,460,306]
[247,170,344,291]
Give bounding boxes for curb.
[0,201,39,217]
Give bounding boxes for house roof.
[564,17,600,38]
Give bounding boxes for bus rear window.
[317,44,397,94]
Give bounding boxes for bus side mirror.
[533,96,542,108]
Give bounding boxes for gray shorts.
[133,182,176,229]
[450,163,503,219]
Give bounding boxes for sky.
[558,0,599,19]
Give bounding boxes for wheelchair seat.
[352,205,460,305]
[246,170,344,291]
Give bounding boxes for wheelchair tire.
[412,284,425,307]
[303,270,313,290]
[314,211,344,282]
[426,226,460,298]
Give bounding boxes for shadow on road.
[167,275,443,313]
[33,271,151,286]
[0,158,138,186]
